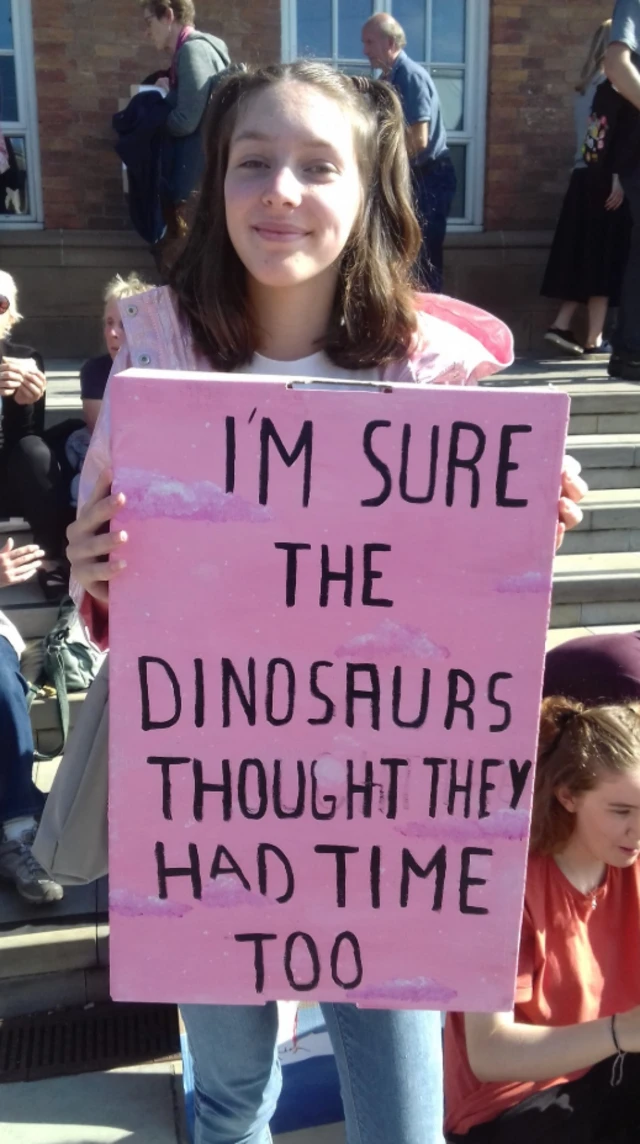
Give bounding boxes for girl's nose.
[262,166,302,207]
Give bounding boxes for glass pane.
[0,0,14,51]
[0,136,30,216]
[341,62,374,77]
[432,0,465,64]
[391,0,426,63]
[431,69,464,132]
[448,143,466,219]
[297,0,332,58]
[339,0,374,60]
[0,54,18,122]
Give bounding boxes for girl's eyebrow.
[232,130,338,150]
[608,802,640,809]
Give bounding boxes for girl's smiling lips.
[252,222,310,241]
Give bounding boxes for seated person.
[445,695,640,1143]
[0,541,63,904]
[67,273,153,504]
[0,270,71,601]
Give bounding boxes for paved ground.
[0,1061,346,1144]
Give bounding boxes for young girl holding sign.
[445,698,640,1143]
[66,62,585,1144]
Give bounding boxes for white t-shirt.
[245,350,381,383]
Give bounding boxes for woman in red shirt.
[445,696,640,1143]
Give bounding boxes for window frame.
[281,0,489,230]
[0,0,43,228]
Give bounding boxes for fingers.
[0,539,46,588]
[6,543,46,568]
[67,469,128,601]
[558,495,583,530]
[561,456,588,504]
[555,520,566,552]
[0,562,41,586]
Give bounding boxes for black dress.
[541,81,633,305]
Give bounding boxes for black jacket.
[0,340,45,458]
[113,90,171,244]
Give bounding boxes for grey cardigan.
[166,30,230,138]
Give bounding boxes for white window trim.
[280,0,489,231]
[0,0,43,228]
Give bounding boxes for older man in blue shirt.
[606,0,640,379]
[362,13,456,292]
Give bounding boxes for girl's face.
[559,764,640,869]
[103,298,125,360]
[224,82,364,293]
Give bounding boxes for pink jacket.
[75,286,514,642]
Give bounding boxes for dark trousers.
[614,170,640,355]
[412,154,457,293]
[0,636,44,824]
[0,418,82,560]
[448,1052,640,1144]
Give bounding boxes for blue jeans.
[412,155,457,293]
[181,1001,444,1144]
[0,635,45,823]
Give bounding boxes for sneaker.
[583,339,614,356]
[0,827,64,904]
[544,327,584,356]
[608,353,640,381]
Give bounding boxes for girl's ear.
[555,785,580,814]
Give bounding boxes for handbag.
[31,655,109,885]
[26,594,104,760]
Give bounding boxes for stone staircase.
[0,357,637,1020]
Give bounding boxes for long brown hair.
[575,19,612,95]
[531,696,640,855]
[169,61,422,371]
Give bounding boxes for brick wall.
[485,0,614,231]
[32,0,280,230]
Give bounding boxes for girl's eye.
[307,163,337,175]
[238,158,267,169]
[613,809,630,817]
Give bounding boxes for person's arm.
[464,1006,640,1084]
[406,121,429,157]
[606,43,640,111]
[166,40,223,137]
[83,398,102,433]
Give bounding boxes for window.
[282,0,489,228]
[0,0,42,225]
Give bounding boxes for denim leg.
[180,1002,282,1144]
[0,636,44,824]
[614,173,640,355]
[322,1003,444,1144]
[413,162,457,293]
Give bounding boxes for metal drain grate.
[0,1002,180,1082]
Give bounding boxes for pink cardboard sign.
[109,370,568,1011]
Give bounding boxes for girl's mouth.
[252,225,309,242]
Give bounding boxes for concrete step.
[566,433,640,489]
[2,580,59,640]
[560,488,640,554]
[551,551,640,628]
[546,622,640,649]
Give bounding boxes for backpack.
[27,596,104,761]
